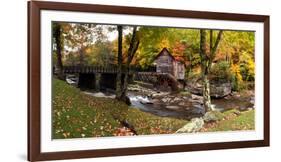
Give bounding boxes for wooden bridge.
[63,65,156,74]
[61,66,181,91]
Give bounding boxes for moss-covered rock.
[203,110,224,122]
[176,118,204,133]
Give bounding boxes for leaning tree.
[115,26,140,104]
[120,27,139,103]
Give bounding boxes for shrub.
[210,61,231,82]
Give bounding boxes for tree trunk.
[186,54,192,79]
[200,29,213,112]
[79,46,85,67]
[120,66,131,105]
[54,24,64,80]
[202,67,212,111]
[120,27,139,105]
[199,30,223,112]
[202,71,212,112]
[115,25,123,100]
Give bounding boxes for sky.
[105,26,132,41]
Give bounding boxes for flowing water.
[128,91,254,120]
[128,95,203,120]
[84,90,254,120]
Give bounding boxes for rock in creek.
[161,97,172,103]
[176,118,204,133]
[188,94,203,104]
[191,94,203,100]
[172,97,182,102]
[166,105,180,110]
[151,99,160,104]
[178,102,186,106]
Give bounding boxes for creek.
[84,84,254,120]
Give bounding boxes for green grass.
[124,108,188,135]
[52,79,255,139]
[52,79,187,139]
[201,109,255,132]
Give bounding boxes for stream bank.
[84,83,255,120]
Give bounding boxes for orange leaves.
[172,41,188,63]
[114,127,135,136]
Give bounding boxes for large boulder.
[190,104,205,115]
[176,118,204,133]
[203,111,223,123]
[187,81,231,98]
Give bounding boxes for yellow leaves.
[62,133,67,138]
[231,64,239,75]
[84,46,92,55]
[61,23,71,32]
[52,79,188,139]
[231,64,243,83]
[108,124,112,130]
[247,59,255,79]
[62,132,70,138]
[248,59,255,73]
[157,38,170,49]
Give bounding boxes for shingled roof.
[154,47,175,60]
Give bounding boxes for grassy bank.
[52,79,255,139]
[52,79,187,139]
[200,109,255,132]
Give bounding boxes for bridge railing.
[62,65,156,74]
[131,66,156,72]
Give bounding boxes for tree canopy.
[52,22,255,90]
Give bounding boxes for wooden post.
[95,73,101,91]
